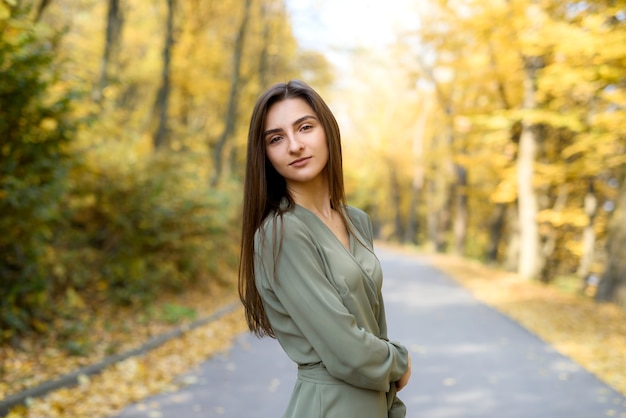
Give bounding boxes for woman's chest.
[317,240,383,329]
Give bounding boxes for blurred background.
[1,0,625,400]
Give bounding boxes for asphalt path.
[115,247,626,418]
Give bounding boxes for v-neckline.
[295,204,353,254]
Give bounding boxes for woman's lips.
[290,157,311,166]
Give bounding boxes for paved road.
[115,247,626,418]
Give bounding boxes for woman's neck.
[287,178,333,218]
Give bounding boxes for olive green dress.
[254,203,409,418]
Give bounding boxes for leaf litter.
[2,281,248,418]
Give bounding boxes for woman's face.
[263,98,329,187]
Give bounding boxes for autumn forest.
[1,0,626,410]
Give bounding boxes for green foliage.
[159,303,197,324]
[0,10,242,341]
[0,12,75,339]
[57,150,239,306]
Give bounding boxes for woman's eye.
[301,124,313,131]
[268,136,281,144]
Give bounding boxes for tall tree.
[257,0,272,89]
[577,179,598,292]
[94,0,123,104]
[516,55,543,279]
[596,177,626,308]
[152,0,175,150]
[404,102,430,244]
[210,0,252,186]
[413,55,460,253]
[33,0,51,22]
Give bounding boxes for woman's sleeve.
[350,209,391,340]
[255,216,408,393]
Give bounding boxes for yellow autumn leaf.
[0,3,10,20]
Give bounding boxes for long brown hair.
[238,80,350,337]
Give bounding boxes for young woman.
[238,80,411,418]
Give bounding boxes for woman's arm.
[350,207,412,393]
[396,352,411,391]
[255,215,409,393]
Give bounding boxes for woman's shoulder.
[260,209,305,229]
[346,205,370,222]
[346,205,372,229]
[346,206,373,241]
[256,209,310,243]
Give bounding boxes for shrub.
[0,12,75,340]
[56,150,239,306]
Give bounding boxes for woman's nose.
[288,136,304,153]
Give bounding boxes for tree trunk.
[414,57,457,253]
[440,184,453,252]
[516,56,542,279]
[389,166,403,242]
[426,177,447,252]
[596,178,626,308]
[504,204,520,272]
[33,0,51,22]
[539,184,568,283]
[577,179,598,294]
[486,203,508,263]
[453,163,468,255]
[405,108,427,244]
[485,39,519,265]
[404,178,420,244]
[94,0,123,104]
[210,0,252,187]
[152,0,175,151]
[257,1,272,89]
